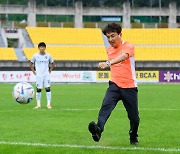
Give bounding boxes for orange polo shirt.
[107,41,137,88]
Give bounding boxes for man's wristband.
[106,60,111,67]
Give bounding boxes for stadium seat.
[25,27,107,61]
[23,46,107,61]
[26,27,104,45]
[121,29,180,61]
[123,28,180,45]
[135,47,180,61]
[0,48,17,60]
[25,27,180,61]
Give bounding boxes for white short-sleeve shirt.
[31,52,54,77]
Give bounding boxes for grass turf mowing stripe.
[0,141,180,152]
[0,108,179,113]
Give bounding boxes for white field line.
[0,108,179,113]
[0,141,180,152]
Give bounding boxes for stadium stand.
[24,27,180,62]
[0,48,17,60]
[122,28,180,61]
[24,46,107,61]
[135,47,180,61]
[122,29,180,45]
[0,1,179,71]
[26,27,104,45]
[25,27,107,61]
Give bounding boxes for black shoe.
[130,138,138,145]
[129,131,139,145]
[88,121,101,142]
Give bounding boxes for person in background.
[30,42,54,109]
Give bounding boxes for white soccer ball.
[12,82,34,104]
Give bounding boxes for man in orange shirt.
[88,23,140,145]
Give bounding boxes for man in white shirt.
[30,42,54,109]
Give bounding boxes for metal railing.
[0,21,178,29]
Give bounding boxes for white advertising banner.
[0,71,97,83]
[0,71,34,82]
[0,71,160,83]
[51,71,96,82]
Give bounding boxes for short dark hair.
[102,23,122,35]
[38,42,46,48]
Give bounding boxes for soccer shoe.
[47,105,52,109]
[129,131,139,145]
[33,106,41,109]
[130,138,138,145]
[88,121,101,142]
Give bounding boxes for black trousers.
[97,81,140,136]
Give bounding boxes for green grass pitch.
[0,83,180,153]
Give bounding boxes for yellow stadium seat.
[26,27,104,45]
[23,46,107,61]
[0,48,17,60]
[25,27,180,62]
[135,47,180,61]
[123,28,180,45]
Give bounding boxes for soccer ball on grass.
[12,82,34,104]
